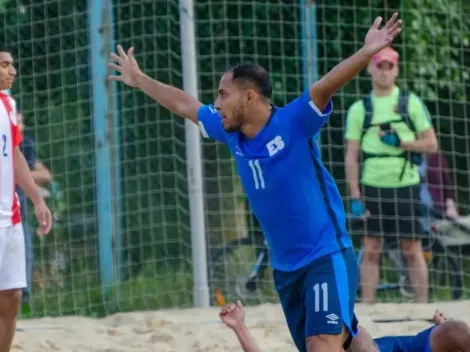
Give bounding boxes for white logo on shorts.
[326,313,339,324]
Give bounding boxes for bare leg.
[0,289,22,352]
[346,326,379,352]
[306,325,350,352]
[360,236,381,304]
[400,239,428,303]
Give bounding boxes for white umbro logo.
[326,313,339,324]
[208,106,217,114]
[235,145,244,156]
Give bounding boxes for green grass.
[21,264,193,320]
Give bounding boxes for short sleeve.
[408,93,433,133]
[345,100,365,141]
[8,98,22,147]
[197,105,228,144]
[282,89,333,138]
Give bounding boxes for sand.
[11,300,470,351]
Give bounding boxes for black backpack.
[360,89,422,180]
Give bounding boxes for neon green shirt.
[345,86,433,188]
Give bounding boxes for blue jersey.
[198,89,351,272]
[374,327,434,352]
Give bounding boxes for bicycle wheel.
[209,237,269,305]
[429,246,463,300]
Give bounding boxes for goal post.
[179,0,210,308]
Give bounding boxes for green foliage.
[0,0,7,12]
[401,0,470,101]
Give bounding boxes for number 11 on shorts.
[313,282,328,312]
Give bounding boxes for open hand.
[34,200,52,235]
[108,45,143,87]
[364,12,402,55]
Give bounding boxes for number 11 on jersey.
[248,159,265,190]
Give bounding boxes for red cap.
[371,47,399,65]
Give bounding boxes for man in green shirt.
[345,47,438,304]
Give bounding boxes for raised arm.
[310,13,402,111]
[108,46,202,124]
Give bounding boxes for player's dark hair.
[230,63,272,99]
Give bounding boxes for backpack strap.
[361,94,373,141]
[397,89,416,132]
[396,89,423,180]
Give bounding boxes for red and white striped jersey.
[0,92,22,227]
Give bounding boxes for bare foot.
[433,310,447,325]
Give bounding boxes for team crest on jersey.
[9,111,17,126]
[266,135,285,156]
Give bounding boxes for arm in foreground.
[108,45,202,124]
[14,148,52,235]
[309,13,402,111]
[400,128,438,154]
[400,94,438,154]
[219,301,261,352]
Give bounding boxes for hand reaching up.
[364,12,402,55]
[108,45,143,88]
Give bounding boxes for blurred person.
[0,44,52,352]
[16,111,52,312]
[419,152,459,233]
[345,47,438,304]
[110,13,402,352]
[220,301,470,352]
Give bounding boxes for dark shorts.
[374,326,434,352]
[363,185,425,239]
[273,247,359,352]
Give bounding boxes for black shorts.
[362,185,425,239]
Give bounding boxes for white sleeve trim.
[308,100,333,117]
[198,121,209,138]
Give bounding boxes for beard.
[223,106,244,132]
[223,119,242,133]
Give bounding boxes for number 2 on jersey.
[248,160,265,190]
[1,134,7,157]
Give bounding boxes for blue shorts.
[374,326,435,352]
[273,247,359,352]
